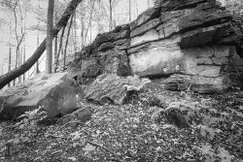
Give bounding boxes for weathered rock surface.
[129,41,183,77]
[152,100,218,129]
[71,0,243,93]
[74,49,132,85]
[0,73,84,120]
[162,74,231,93]
[84,74,150,105]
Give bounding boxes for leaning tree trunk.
[54,25,66,73]
[0,0,83,90]
[63,13,74,72]
[36,26,40,75]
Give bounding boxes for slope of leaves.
[0,83,243,162]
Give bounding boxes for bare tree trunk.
[54,25,66,72]
[0,0,83,90]
[129,0,132,21]
[84,1,95,43]
[8,20,12,87]
[46,0,54,74]
[22,5,27,83]
[13,4,18,86]
[18,2,25,83]
[13,6,19,70]
[54,8,59,70]
[63,14,74,72]
[23,46,26,81]
[8,47,11,87]
[73,11,78,52]
[147,0,150,8]
[80,3,85,49]
[135,0,138,18]
[19,49,22,83]
[90,20,92,43]
[36,28,40,74]
[36,0,40,75]
[109,0,112,30]
[54,36,58,66]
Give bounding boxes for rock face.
[85,74,150,105]
[72,0,243,93]
[0,73,84,120]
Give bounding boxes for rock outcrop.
[72,0,243,93]
[0,73,84,120]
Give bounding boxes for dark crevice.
[124,49,133,76]
[179,16,232,35]
[141,73,173,79]
[173,0,208,11]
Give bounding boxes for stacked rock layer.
[72,0,243,93]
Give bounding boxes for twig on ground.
[46,134,66,139]
[86,141,122,161]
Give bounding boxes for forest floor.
[0,82,243,162]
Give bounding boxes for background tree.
[109,0,113,30]
[63,13,74,71]
[46,0,54,74]
[129,0,132,21]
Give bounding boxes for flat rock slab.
[162,74,231,93]
[0,73,84,120]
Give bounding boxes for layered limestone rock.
[72,0,243,93]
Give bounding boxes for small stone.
[212,57,229,65]
[214,46,235,57]
[196,58,213,65]
[165,107,190,128]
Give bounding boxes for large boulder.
[0,73,84,120]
